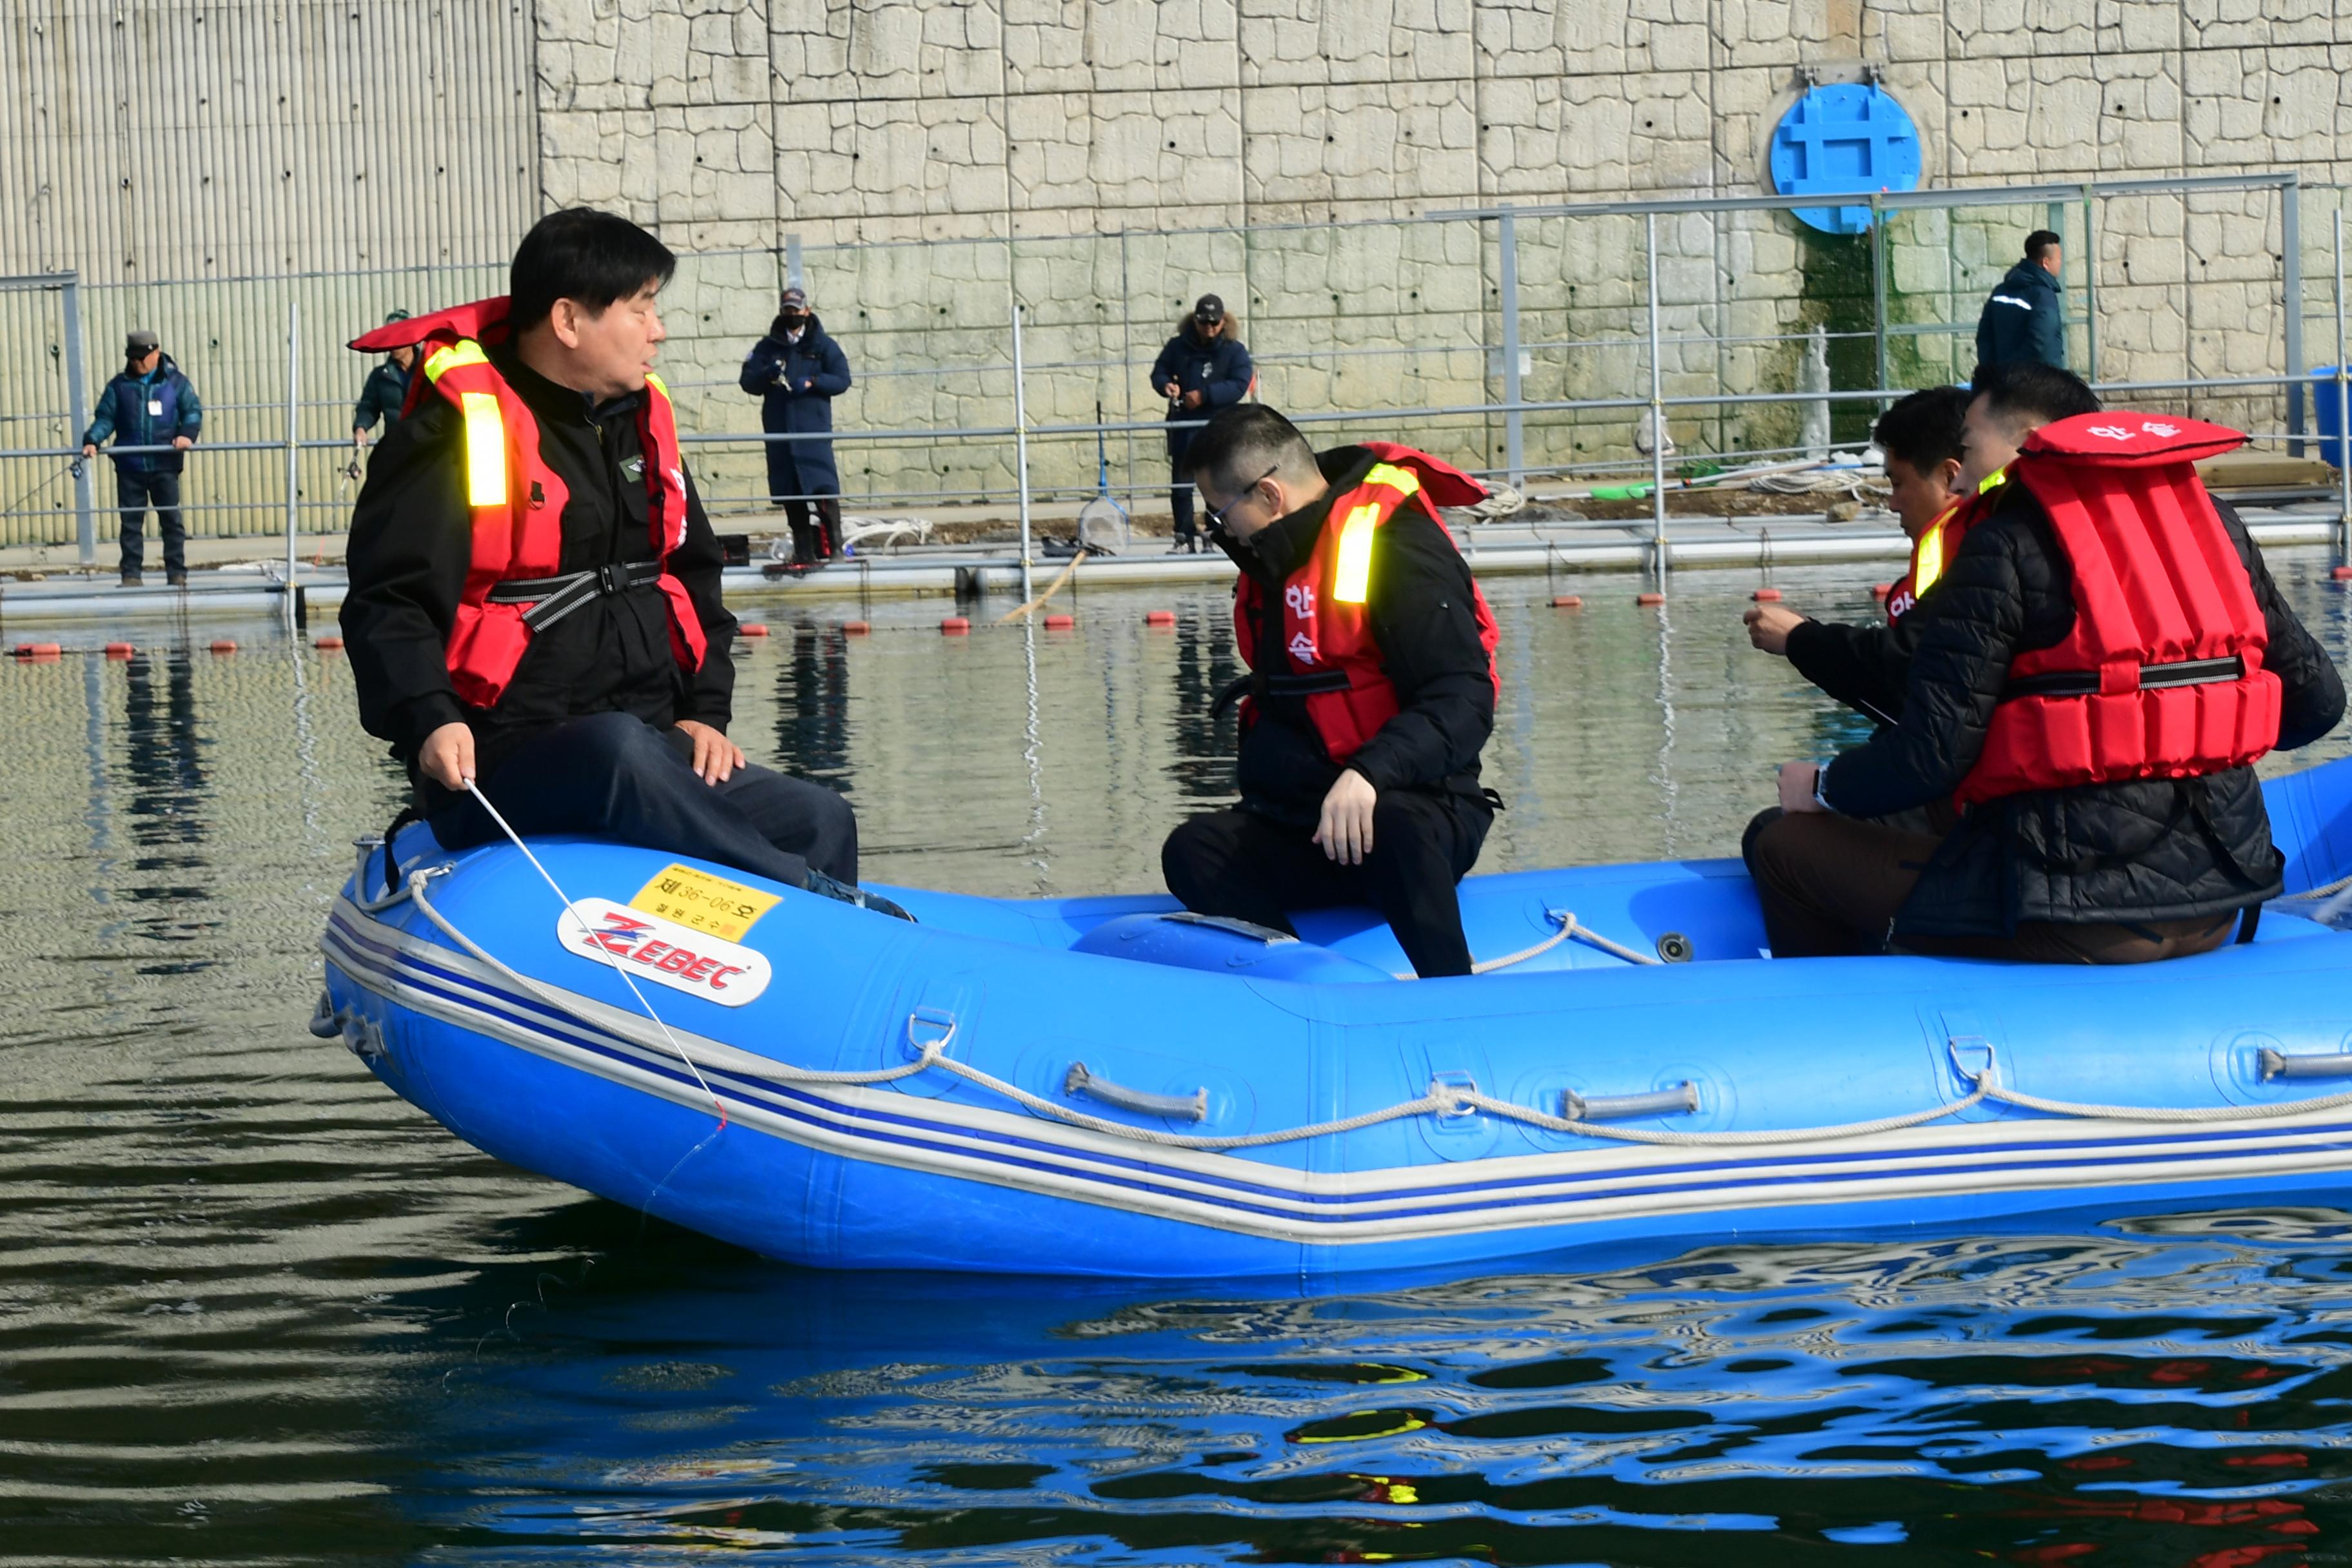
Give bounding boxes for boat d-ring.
[1064,1061,1209,1122]
[905,1007,959,1061]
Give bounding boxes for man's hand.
[1743,602,1805,656]
[1313,769,1378,865]
[353,429,369,449]
[676,719,745,785]
[1181,389,1204,409]
[81,442,96,459]
[171,435,193,450]
[419,721,476,791]
[1778,760,1827,815]
[1161,381,1181,400]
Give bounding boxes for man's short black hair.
[2023,229,2063,264]
[1969,361,2101,427]
[1872,386,1971,476]
[508,209,677,331]
[1183,404,1317,496]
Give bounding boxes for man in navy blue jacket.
[1974,231,2066,370]
[82,328,204,587]
[740,286,852,567]
[1149,294,1254,552]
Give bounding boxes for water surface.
[7,561,2352,1563]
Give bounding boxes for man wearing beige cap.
[82,328,203,586]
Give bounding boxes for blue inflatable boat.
[318,756,2352,1280]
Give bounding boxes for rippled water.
[8,560,2352,1563]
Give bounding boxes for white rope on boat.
[386,874,2352,1155]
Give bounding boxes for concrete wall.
[3,1,2349,544]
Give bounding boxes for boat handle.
[1563,1081,1700,1121]
[2259,1048,2352,1081]
[1065,1061,1208,1122]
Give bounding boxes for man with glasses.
[1160,404,1502,978]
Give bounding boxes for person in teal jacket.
[81,328,203,587]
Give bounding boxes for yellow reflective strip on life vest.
[457,391,508,509]
[423,339,490,382]
[1977,466,2008,496]
[1332,502,1380,604]
[1912,515,1947,598]
[643,369,671,400]
[1362,462,1421,498]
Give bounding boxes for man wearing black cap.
[352,309,417,452]
[82,329,203,587]
[1149,294,1254,552]
[740,285,852,567]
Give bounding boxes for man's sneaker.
[165,570,187,587]
[119,572,143,587]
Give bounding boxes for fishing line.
[462,779,729,1128]
[0,457,81,520]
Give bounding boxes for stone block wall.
[529,0,2350,511]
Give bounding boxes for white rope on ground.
[456,784,731,1124]
[392,876,2352,1156]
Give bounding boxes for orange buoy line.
[1752,587,1782,602]
[1144,610,1176,627]
[940,616,971,635]
[1636,592,1666,606]
[841,620,871,636]
[1550,595,1583,609]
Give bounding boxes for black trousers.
[1162,794,1490,977]
[1167,426,1198,547]
[783,494,840,564]
[117,469,184,577]
[426,711,858,890]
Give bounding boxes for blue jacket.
[740,313,852,495]
[1974,260,2066,371]
[1150,322,1253,456]
[85,356,203,474]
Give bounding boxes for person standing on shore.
[1974,230,2067,371]
[351,309,417,452]
[1150,295,1254,553]
[82,329,202,587]
[740,286,852,567]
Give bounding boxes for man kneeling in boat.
[340,209,897,914]
[1747,370,2344,963]
[1162,405,1502,978]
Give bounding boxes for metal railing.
[2,171,2345,587]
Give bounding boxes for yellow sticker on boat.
[628,863,781,942]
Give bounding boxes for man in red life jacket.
[1743,384,1976,726]
[340,210,890,912]
[1745,384,2343,963]
[1161,406,1503,978]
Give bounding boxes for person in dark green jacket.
[352,309,416,453]
[81,328,202,587]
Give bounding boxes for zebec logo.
[560,898,772,1006]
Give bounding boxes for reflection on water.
[5,560,2352,1562]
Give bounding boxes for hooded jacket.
[84,356,203,475]
[740,312,851,495]
[1150,318,1255,457]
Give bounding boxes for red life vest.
[1884,476,2003,623]
[348,298,706,710]
[1953,412,2280,811]
[1232,443,1501,764]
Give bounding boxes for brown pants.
[1743,808,2238,963]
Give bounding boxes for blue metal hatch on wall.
[1768,84,1923,235]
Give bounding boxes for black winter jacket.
[1222,446,1495,827]
[340,343,738,807]
[1821,488,2344,937]
[1787,607,1923,725]
[1974,259,2066,370]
